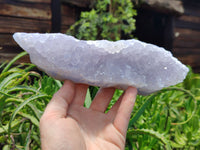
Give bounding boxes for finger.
[113,87,137,136]
[43,80,75,119]
[107,93,124,120]
[90,87,115,112]
[72,84,89,106]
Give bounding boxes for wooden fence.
[173,1,200,72]
[0,0,83,63]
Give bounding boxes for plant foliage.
[0,55,200,150]
[0,53,61,150]
[67,0,137,41]
[1,0,200,149]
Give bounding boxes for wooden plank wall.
[61,4,76,33]
[0,0,78,64]
[0,0,51,63]
[173,1,200,73]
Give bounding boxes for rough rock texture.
[143,0,184,15]
[13,32,188,95]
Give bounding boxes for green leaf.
[170,141,184,148]
[129,94,156,127]
[127,128,172,150]
[6,85,39,94]
[0,72,22,90]
[2,51,28,73]
[174,127,187,146]
[84,89,92,108]
[0,90,18,98]
[0,61,8,70]
[18,112,39,127]
[0,119,22,134]
[89,86,99,100]
[8,94,50,135]
[2,145,10,150]
[54,79,62,88]
[163,87,197,125]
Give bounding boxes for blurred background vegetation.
[0,0,200,149]
[67,0,137,40]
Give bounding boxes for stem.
[109,0,113,14]
[10,134,16,150]
[164,104,170,131]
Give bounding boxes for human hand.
[40,80,137,150]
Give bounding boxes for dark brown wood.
[0,45,23,53]
[173,1,200,73]
[174,41,200,49]
[183,1,200,17]
[177,55,200,65]
[0,52,30,64]
[173,48,200,55]
[173,28,200,49]
[61,4,76,18]
[61,25,71,33]
[0,0,52,64]
[177,54,200,72]
[16,0,51,4]
[178,15,200,24]
[0,45,30,64]
[61,5,76,25]
[62,0,91,8]
[174,28,200,36]
[0,34,17,46]
[61,4,76,33]
[175,19,200,31]
[0,3,51,19]
[0,16,51,33]
[62,16,76,26]
[0,0,79,64]
[174,38,200,48]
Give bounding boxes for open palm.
[40,80,137,150]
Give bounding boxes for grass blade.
[127,128,172,150]
[5,98,43,120]
[84,89,92,108]
[129,94,156,127]
[6,85,39,94]
[8,94,50,136]
[0,90,18,98]
[0,119,22,134]
[162,87,197,125]
[0,61,8,70]
[18,112,39,127]
[2,51,28,73]
[0,73,22,90]
[54,79,62,88]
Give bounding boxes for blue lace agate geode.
[13,32,188,95]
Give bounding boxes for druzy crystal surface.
[13,32,189,95]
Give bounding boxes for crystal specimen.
[13,32,188,95]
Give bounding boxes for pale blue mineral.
[13,32,189,95]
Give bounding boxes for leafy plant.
[67,0,137,41]
[0,51,200,150]
[0,52,61,150]
[124,68,200,149]
[0,0,200,149]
